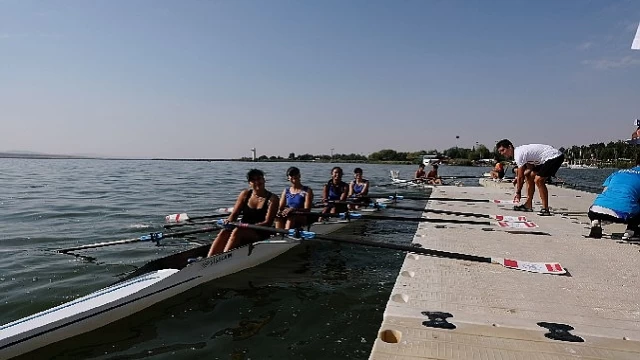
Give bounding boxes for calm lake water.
[0,159,612,359]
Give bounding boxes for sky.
[1,0,639,159]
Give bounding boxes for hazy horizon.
[1,1,639,159]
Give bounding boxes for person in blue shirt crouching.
[588,155,640,240]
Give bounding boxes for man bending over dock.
[496,139,564,216]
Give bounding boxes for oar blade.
[496,221,538,228]
[496,258,567,275]
[492,215,527,222]
[165,213,190,223]
[492,199,518,204]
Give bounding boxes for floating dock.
[370,179,640,359]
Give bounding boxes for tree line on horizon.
[242,141,640,166]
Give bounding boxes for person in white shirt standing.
[496,139,565,216]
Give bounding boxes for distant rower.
[426,164,443,185]
[490,158,505,180]
[415,164,427,182]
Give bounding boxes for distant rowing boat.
[388,170,433,189]
[566,163,597,169]
[0,202,390,358]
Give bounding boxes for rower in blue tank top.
[276,167,314,230]
[349,167,369,197]
[285,186,309,208]
[322,166,349,217]
[348,167,370,210]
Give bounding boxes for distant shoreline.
[0,154,410,164]
[0,153,629,168]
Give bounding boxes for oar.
[372,203,528,221]
[350,211,545,234]
[231,211,538,230]
[347,213,493,225]
[341,213,542,230]
[221,222,565,275]
[480,228,551,235]
[369,194,492,202]
[56,226,221,254]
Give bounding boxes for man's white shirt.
[514,144,562,167]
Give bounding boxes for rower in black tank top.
[241,190,273,224]
[240,190,274,240]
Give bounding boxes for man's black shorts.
[532,154,564,178]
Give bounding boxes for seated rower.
[208,169,279,257]
[348,167,370,209]
[587,155,640,240]
[490,159,505,180]
[275,166,314,230]
[415,164,427,183]
[426,164,443,185]
[322,166,349,217]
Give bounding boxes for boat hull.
[0,217,366,358]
